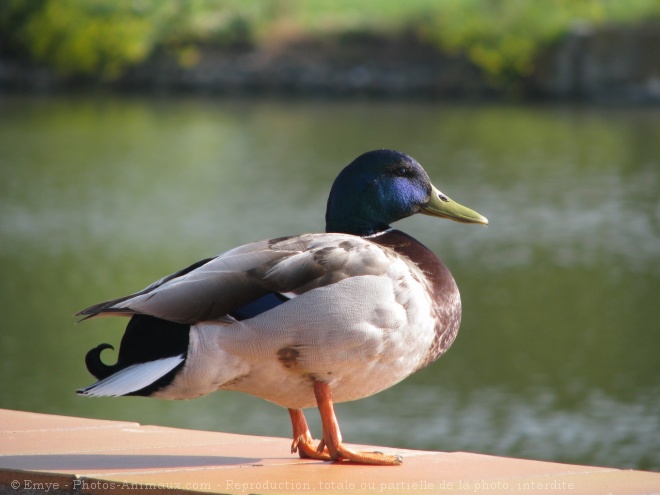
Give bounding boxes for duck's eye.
[394,166,409,177]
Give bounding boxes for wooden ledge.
[0,409,657,494]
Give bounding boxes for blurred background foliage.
[1,0,660,82]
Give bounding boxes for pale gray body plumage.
[82,233,452,408]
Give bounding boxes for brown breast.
[370,229,462,369]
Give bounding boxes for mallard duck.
[77,149,488,466]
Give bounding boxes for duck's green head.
[326,149,488,236]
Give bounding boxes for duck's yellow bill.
[421,185,488,226]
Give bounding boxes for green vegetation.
[0,0,258,78]
[419,0,660,83]
[2,0,659,82]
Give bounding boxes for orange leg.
[288,408,331,461]
[313,381,403,465]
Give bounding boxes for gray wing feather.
[77,233,393,324]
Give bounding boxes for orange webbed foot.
[316,438,402,465]
[313,381,403,466]
[288,409,332,461]
[288,386,403,466]
[291,433,333,461]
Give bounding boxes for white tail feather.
[77,355,185,397]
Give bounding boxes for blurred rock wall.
[531,22,660,102]
[1,23,658,103]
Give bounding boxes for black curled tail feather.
[85,343,117,380]
[82,314,191,396]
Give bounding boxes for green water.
[1,95,658,470]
